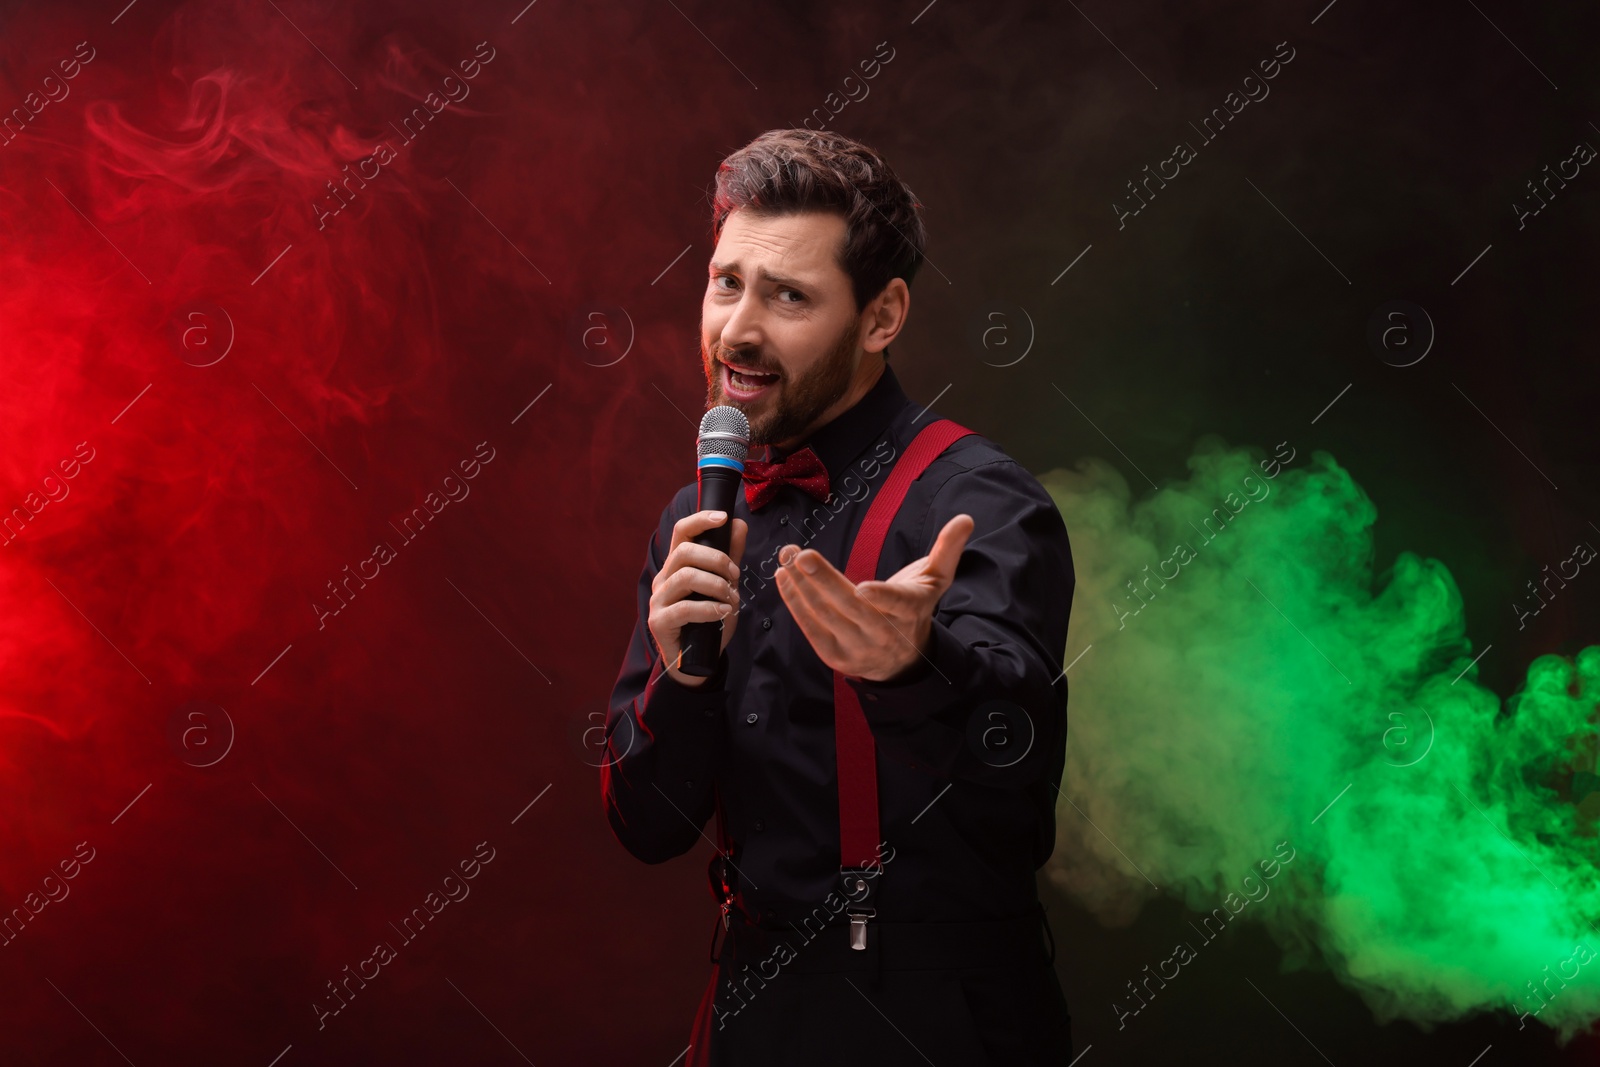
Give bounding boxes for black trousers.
[686,911,1075,1066]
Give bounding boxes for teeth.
[729,367,775,388]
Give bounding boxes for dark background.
[0,0,1594,1063]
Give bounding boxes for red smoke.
[0,1,724,1061]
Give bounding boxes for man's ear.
[861,278,910,355]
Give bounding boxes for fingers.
[778,545,921,629]
[666,510,740,576]
[652,598,732,639]
[774,546,873,652]
[777,546,871,623]
[661,542,740,585]
[658,597,734,630]
[778,564,865,643]
[925,514,975,584]
[667,509,732,554]
[883,513,976,588]
[656,564,739,609]
[657,510,741,592]
[647,582,733,669]
[776,566,849,666]
[647,510,748,670]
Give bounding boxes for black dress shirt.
[602,364,1075,927]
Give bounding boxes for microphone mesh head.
[698,405,750,462]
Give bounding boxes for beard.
[701,318,858,450]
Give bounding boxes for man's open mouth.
[722,362,780,399]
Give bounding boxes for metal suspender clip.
[708,849,737,931]
[839,864,883,950]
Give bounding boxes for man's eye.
[713,275,737,291]
[778,290,804,303]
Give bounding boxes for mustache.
[715,354,781,377]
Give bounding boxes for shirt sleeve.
[600,500,731,864]
[843,457,1074,790]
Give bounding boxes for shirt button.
[761,618,772,631]
[754,820,765,831]
[779,515,789,525]
[685,780,694,789]
[745,712,758,724]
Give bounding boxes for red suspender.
[833,418,975,948]
[706,417,976,955]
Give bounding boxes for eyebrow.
[708,261,812,290]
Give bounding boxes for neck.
[772,355,886,453]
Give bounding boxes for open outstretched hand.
[774,514,974,683]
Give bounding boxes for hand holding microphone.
[647,406,750,686]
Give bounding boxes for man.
[603,128,1075,1064]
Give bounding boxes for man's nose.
[719,290,764,349]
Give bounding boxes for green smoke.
[1038,435,1600,1039]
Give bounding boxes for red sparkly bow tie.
[743,445,831,511]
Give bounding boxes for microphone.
[678,405,750,677]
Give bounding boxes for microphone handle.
[678,465,742,677]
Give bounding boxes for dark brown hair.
[711,128,926,314]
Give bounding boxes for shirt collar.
[767,362,911,483]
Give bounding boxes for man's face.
[701,209,863,450]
